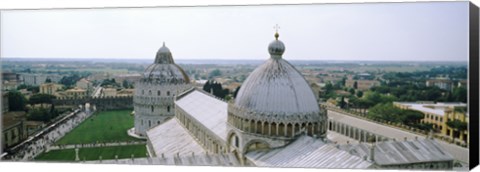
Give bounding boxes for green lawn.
[35,145,147,161]
[56,109,138,144]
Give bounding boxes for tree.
[122,80,130,88]
[202,80,229,99]
[45,78,52,83]
[401,110,424,126]
[338,96,346,109]
[209,69,222,78]
[348,88,355,95]
[452,86,467,103]
[233,86,241,98]
[7,91,27,111]
[356,90,363,98]
[29,94,56,106]
[60,74,81,86]
[446,119,468,139]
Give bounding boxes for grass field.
[35,145,147,161]
[56,109,138,145]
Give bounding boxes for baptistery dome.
[143,42,190,84]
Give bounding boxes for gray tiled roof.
[245,136,372,169]
[338,138,454,165]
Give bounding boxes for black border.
[469,1,479,170]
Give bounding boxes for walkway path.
[48,141,146,151]
[6,108,94,161]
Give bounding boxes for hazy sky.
[0,2,469,61]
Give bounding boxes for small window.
[149,120,151,127]
[157,90,161,96]
[167,91,170,96]
[149,90,152,95]
[141,120,144,126]
[167,106,170,112]
[142,90,144,95]
[158,121,160,125]
[151,106,154,112]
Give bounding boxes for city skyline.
[1,2,469,61]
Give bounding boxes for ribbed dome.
[234,58,319,115]
[234,32,319,115]
[143,43,190,84]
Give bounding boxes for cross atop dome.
[273,24,280,40]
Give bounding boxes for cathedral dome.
[228,31,327,140]
[234,32,319,115]
[143,43,190,84]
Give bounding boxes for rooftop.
[394,102,467,116]
[245,135,372,169]
[338,138,454,165]
[146,118,206,158]
[175,89,229,142]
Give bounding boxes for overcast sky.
[0,2,469,61]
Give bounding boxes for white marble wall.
[133,80,191,136]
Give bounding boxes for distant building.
[425,78,453,90]
[102,88,117,97]
[345,79,380,91]
[76,78,93,94]
[113,73,142,87]
[2,111,27,150]
[40,83,64,95]
[116,89,135,97]
[394,102,468,145]
[2,93,9,113]
[2,80,19,91]
[456,79,467,87]
[193,79,208,88]
[2,72,20,82]
[57,88,87,99]
[21,74,63,86]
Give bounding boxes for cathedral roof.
[233,32,320,115]
[245,136,372,168]
[143,43,190,83]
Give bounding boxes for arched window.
[235,136,239,147]
[157,121,160,125]
[151,106,154,112]
[157,90,161,96]
[149,90,152,95]
[148,120,151,127]
[167,91,170,96]
[167,106,170,112]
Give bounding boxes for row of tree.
[202,80,230,100]
[6,91,60,122]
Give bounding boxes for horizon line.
[1,57,469,62]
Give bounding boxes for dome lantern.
[155,42,175,64]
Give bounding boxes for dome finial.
[273,24,280,40]
[162,41,165,47]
